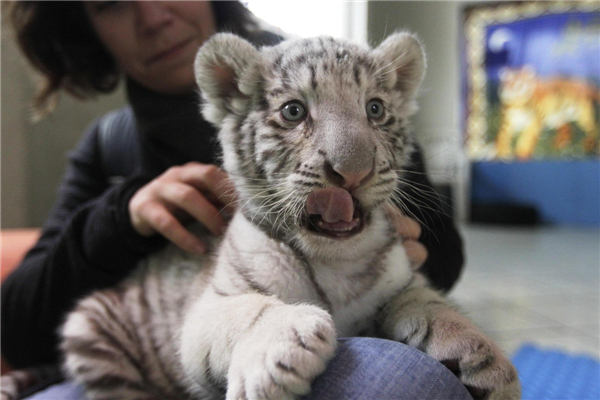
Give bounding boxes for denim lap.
[26,338,472,400]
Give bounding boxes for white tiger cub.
[61,33,520,400]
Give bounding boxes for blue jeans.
[25,338,472,400]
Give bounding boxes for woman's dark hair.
[4,1,258,117]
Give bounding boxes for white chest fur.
[215,211,414,337]
[313,244,412,336]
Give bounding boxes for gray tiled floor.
[448,224,600,359]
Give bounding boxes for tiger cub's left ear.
[372,32,426,101]
[194,33,263,125]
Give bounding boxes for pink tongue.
[306,188,355,223]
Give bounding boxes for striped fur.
[61,33,520,400]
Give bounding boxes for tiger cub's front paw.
[394,310,521,399]
[226,304,337,400]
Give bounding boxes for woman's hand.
[384,204,428,270]
[129,162,236,254]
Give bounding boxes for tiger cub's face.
[195,33,425,254]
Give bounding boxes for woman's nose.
[135,1,173,34]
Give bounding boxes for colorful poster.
[463,1,600,160]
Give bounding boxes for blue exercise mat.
[512,344,600,400]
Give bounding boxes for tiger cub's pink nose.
[335,168,374,191]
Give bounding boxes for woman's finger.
[178,163,238,211]
[403,240,428,270]
[383,203,422,240]
[159,182,227,237]
[143,203,207,254]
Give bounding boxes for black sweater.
[1,70,464,372]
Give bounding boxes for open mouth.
[305,188,367,239]
[307,205,366,238]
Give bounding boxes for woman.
[1,2,467,399]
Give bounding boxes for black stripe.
[345,235,399,305]
[318,37,327,53]
[267,118,287,130]
[204,348,226,392]
[272,147,294,174]
[378,166,392,175]
[310,50,326,60]
[92,294,137,346]
[289,243,333,311]
[236,377,249,400]
[301,116,314,138]
[298,170,321,179]
[462,351,496,378]
[425,300,446,307]
[261,132,284,142]
[276,361,301,377]
[281,67,289,87]
[135,280,172,396]
[138,281,181,398]
[371,177,396,188]
[79,314,147,389]
[232,122,247,164]
[357,55,374,72]
[258,92,270,111]
[384,117,396,127]
[336,50,349,63]
[291,180,324,188]
[258,148,277,163]
[353,65,361,87]
[63,337,118,362]
[248,124,258,170]
[248,304,272,331]
[255,162,268,180]
[85,374,147,392]
[295,54,307,66]
[310,64,317,90]
[75,365,92,376]
[213,286,232,297]
[153,282,183,394]
[227,237,272,296]
[268,88,285,98]
[293,328,314,353]
[232,261,271,296]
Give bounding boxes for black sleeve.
[400,144,465,293]
[1,122,166,369]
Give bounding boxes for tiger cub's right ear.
[194,33,263,125]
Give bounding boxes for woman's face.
[85,1,217,95]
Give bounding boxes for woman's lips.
[146,38,193,65]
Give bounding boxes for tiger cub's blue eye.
[366,99,384,119]
[281,102,306,122]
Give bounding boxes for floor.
[448,224,600,359]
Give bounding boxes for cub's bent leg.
[61,290,175,400]
[180,292,337,400]
[378,275,521,400]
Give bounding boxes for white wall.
[247,1,368,44]
[1,23,127,228]
[368,1,469,220]
[1,29,30,228]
